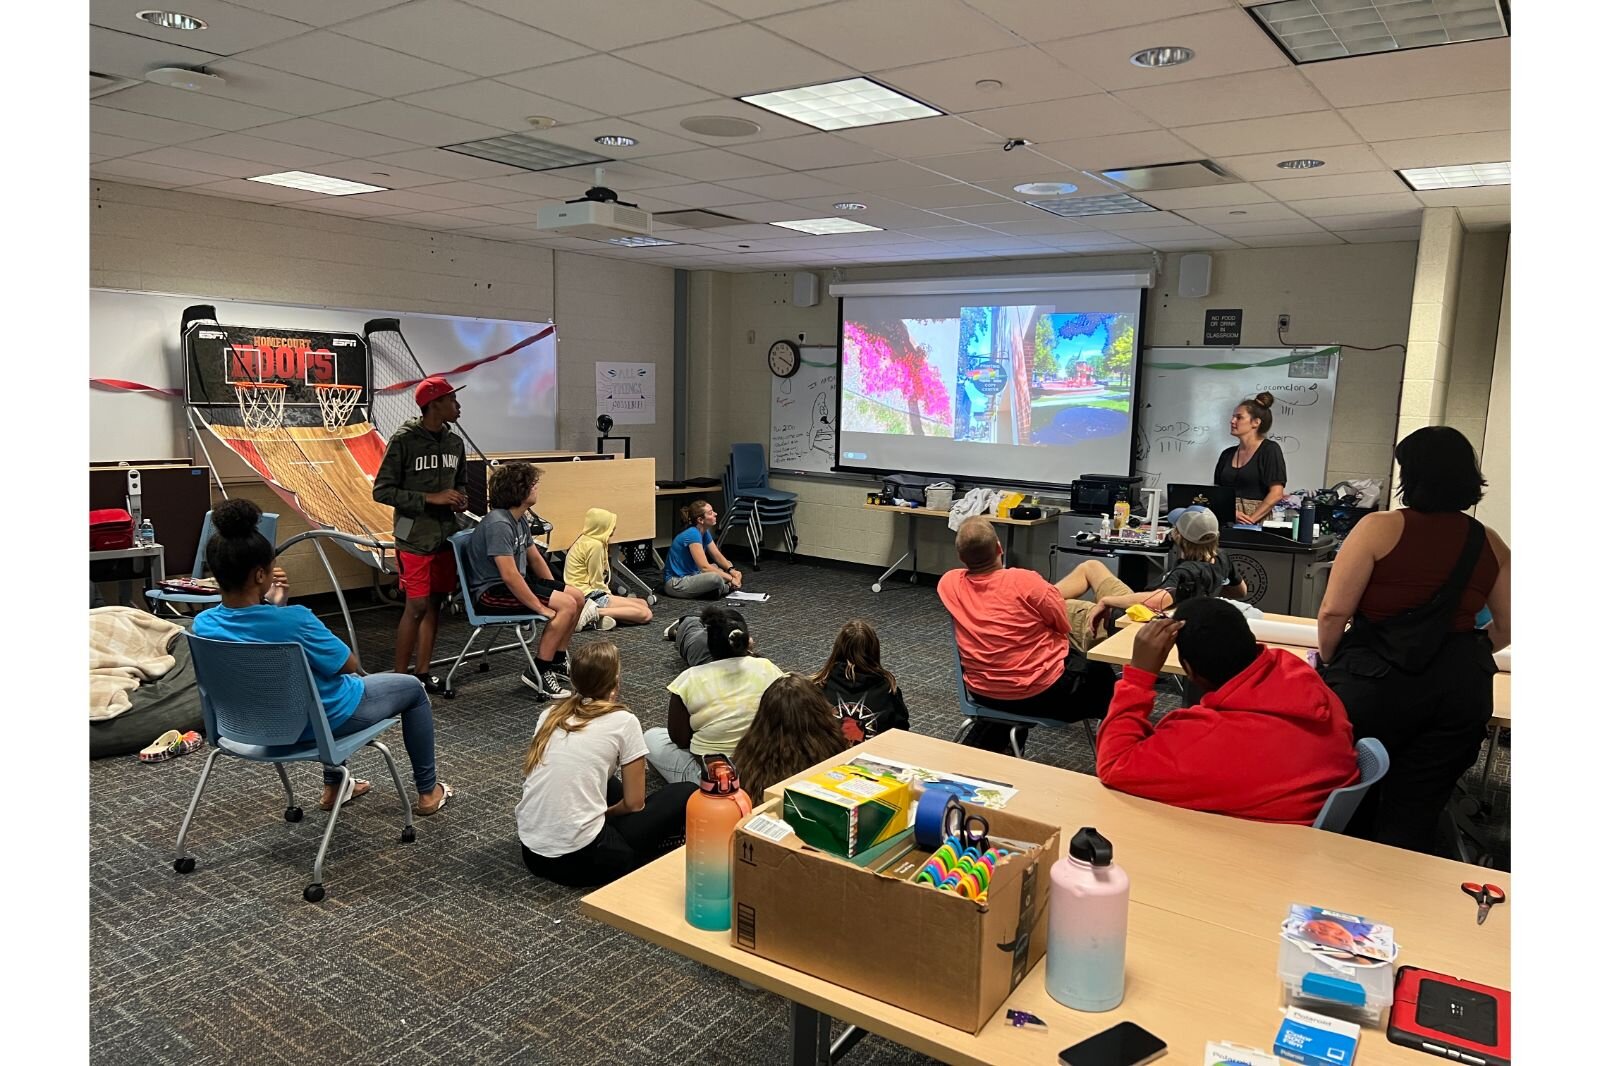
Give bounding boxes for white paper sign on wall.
[596,361,655,424]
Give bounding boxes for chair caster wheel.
[400,826,416,844]
[443,688,456,699]
[871,583,882,593]
[303,883,325,903]
[478,662,489,672]
[174,856,195,874]
[284,806,303,823]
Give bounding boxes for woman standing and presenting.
[1317,427,1510,853]
[1214,393,1288,525]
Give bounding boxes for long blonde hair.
[522,641,626,776]
[733,674,849,803]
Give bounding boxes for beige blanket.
[89,607,186,721]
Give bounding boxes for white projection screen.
[834,272,1150,487]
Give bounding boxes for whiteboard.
[1134,346,1340,496]
[89,288,558,463]
[770,346,838,474]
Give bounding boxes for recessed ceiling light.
[443,133,611,173]
[608,236,677,247]
[679,115,763,137]
[594,135,638,147]
[1250,0,1509,64]
[770,217,884,235]
[145,66,226,91]
[1277,158,1326,170]
[1397,161,1510,191]
[525,115,557,130]
[1130,46,1194,68]
[740,77,942,131]
[248,171,387,196]
[137,9,207,30]
[1014,182,1077,196]
[1027,193,1156,218]
[832,202,868,211]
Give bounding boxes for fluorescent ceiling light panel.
[608,236,677,247]
[1250,0,1508,63]
[1027,194,1156,218]
[770,217,884,235]
[740,78,941,131]
[443,133,611,172]
[1397,160,1509,190]
[247,171,387,195]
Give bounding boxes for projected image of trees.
[1027,312,1135,447]
[841,318,955,437]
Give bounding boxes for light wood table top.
[863,503,1051,526]
[582,731,1509,1065]
[656,483,723,497]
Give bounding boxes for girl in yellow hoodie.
[563,508,654,627]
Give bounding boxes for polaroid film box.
[1274,1007,1360,1066]
[733,800,1059,1033]
[780,765,911,858]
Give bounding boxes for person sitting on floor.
[460,462,586,701]
[562,507,654,628]
[645,605,783,784]
[812,619,910,745]
[517,641,696,888]
[193,498,451,816]
[1095,598,1360,825]
[1055,506,1248,651]
[661,500,742,599]
[732,674,851,804]
[939,516,1114,753]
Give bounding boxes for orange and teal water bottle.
[685,754,752,931]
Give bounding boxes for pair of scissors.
[943,801,990,853]
[1460,881,1506,925]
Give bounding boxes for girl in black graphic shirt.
[812,620,910,745]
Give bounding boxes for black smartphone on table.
[1058,1021,1167,1066]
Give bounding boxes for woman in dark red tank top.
[1317,428,1510,854]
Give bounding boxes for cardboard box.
[733,801,1059,1033]
[781,765,912,858]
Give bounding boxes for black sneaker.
[521,668,574,700]
[416,672,444,695]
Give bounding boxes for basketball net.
[314,383,363,431]
[231,381,288,432]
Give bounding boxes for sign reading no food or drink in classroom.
[1204,309,1243,346]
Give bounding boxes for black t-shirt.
[1158,552,1241,604]
[1214,439,1288,501]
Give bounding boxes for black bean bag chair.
[89,621,203,759]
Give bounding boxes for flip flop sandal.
[320,777,373,811]
[415,781,454,817]
[138,729,186,763]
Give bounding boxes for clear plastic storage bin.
[1277,936,1394,1028]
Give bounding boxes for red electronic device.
[1388,965,1510,1065]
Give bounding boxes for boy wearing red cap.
[373,376,468,691]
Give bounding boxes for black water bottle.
[1298,500,1316,543]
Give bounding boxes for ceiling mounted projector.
[536,167,653,240]
[146,66,226,91]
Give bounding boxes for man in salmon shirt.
[939,516,1114,753]
[1096,598,1361,825]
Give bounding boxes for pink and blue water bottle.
[684,754,752,932]
[1046,827,1130,1012]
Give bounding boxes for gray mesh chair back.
[187,635,334,754]
[147,510,279,610]
[1313,737,1391,832]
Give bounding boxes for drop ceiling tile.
[638,149,788,182]
[91,158,217,188]
[964,95,1155,142]
[783,199,946,228]
[1119,69,1327,127]
[969,173,1119,199]
[1093,224,1216,242]
[887,183,1010,209]
[1415,186,1511,208]
[369,148,527,179]
[1290,192,1424,217]
[1258,171,1410,201]
[182,132,347,168]
[524,119,704,159]
[293,196,414,217]
[803,160,949,191]
[980,218,1096,237]
[385,211,488,230]
[467,0,737,50]
[625,99,816,146]
[1034,130,1205,172]
[1232,233,1344,248]
[1143,236,1248,250]
[187,178,326,203]
[1176,111,1363,157]
[1312,210,1423,231]
[476,172,612,200]
[358,188,478,211]
[460,224,550,241]
[1076,210,1194,231]
[1456,205,1510,230]
[1334,227,1421,244]
[1341,92,1510,142]
[403,80,602,130]
[760,0,1019,73]
[397,180,534,204]
[235,32,474,97]
[714,200,819,222]
[729,135,889,171]
[89,26,221,80]
[543,162,697,191]
[616,24,852,97]
[201,60,377,116]
[336,0,590,76]
[94,84,293,132]
[1039,9,1288,92]
[1371,131,1510,172]
[836,116,998,158]
[898,224,992,241]
[963,0,1233,41]
[440,204,543,225]
[123,146,273,179]
[1176,202,1305,224]
[934,202,1043,224]
[313,160,450,189]
[88,0,313,54]
[1135,185,1276,211]
[502,55,717,116]
[1301,38,1509,109]
[90,132,162,159]
[320,101,507,146]
[249,117,422,157]
[1219,145,1390,183]
[719,173,853,200]
[875,46,1100,114]
[917,148,1083,184]
[225,1,409,26]
[1205,218,1330,238]
[628,182,765,209]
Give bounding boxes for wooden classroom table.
[582,730,1509,1066]
[864,503,1052,593]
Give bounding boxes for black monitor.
[1166,483,1236,528]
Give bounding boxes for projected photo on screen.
[838,282,1144,487]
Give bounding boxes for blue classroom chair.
[145,509,280,614]
[1312,738,1391,833]
[950,622,1098,758]
[440,529,550,699]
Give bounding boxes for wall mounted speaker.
[793,271,820,307]
[1177,253,1212,299]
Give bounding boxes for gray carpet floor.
[89,556,1509,1064]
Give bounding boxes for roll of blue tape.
[915,789,960,850]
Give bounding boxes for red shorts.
[397,549,458,599]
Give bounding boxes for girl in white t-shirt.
[518,641,696,888]
[644,605,784,785]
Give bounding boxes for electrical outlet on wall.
[1277,314,1291,331]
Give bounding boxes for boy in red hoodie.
[1096,598,1360,825]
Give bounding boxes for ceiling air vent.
[654,209,749,230]
[1099,160,1239,192]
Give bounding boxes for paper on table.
[838,753,1018,809]
[726,590,769,602]
[1248,617,1319,648]
[1493,645,1510,671]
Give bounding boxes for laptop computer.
[1166,483,1237,528]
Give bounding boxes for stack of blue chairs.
[717,443,797,571]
